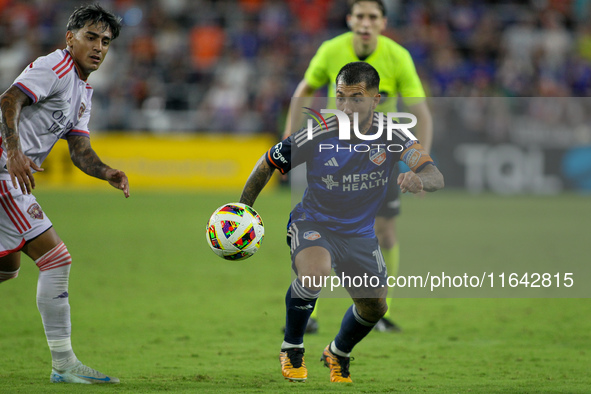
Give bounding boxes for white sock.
[35,242,77,370]
[281,341,304,350]
[47,339,77,371]
[330,341,351,358]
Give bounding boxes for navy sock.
[283,278,320,346]
[334,305,377,354]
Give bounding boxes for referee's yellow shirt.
[304,32,426,109]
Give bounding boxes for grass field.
[1,187,590,393]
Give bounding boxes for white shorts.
[0,180,52,257]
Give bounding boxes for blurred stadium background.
[2,0,591,194]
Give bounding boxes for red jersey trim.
[0,239,26,257]
[14,82,38,103]
[0,181,32,234]
[64,130,90,139]
[51,52,69,71]
[52,51,74,79]
[69,129,90,135]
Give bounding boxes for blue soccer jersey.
[266,113,433,237]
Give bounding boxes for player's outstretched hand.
[7,151,44,194]
[105,168,130,198]
[397,171,423,194]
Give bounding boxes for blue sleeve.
[264,137,292,175]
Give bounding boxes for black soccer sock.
[333,305,376,355]
[283,278,320,346]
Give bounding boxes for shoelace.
[332,354,353,378]
[285,348,305,368]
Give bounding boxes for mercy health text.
[302,272,575,292]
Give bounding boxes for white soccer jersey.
[0,49,93,181]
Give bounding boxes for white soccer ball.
[206,203,264,261]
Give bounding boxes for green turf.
[0,188,589,393]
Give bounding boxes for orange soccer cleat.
[280,348,307,382]
[320,345,353,383]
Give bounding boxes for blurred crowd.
[1,0,591,133]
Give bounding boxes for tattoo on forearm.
[0,91,23,152]
[418,165,444,192]
[68,136,109,179]
[240,156,274,207]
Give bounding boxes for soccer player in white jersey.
[0,4,128,384]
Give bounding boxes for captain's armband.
[401,142,433,173]
[264,140,291,175]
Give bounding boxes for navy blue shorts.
[287,221,388,293]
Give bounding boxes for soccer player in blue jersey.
[240,62,443,383]
[283,0,433,333]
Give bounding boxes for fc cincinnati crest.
[303,231,321,241]
[27,203,44,220]
[369,147,386,166]
[78,102,86,120]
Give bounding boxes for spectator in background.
[1,0,590,132]
[189,21,225,72]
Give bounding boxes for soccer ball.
[206,203,264,261]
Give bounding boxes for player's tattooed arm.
[67,135,130,197]
[0,86,30,151]
[398,164,444,194]
[67,135,110,178]
[0,86,41,194]
[240,154,275,207]
[417,165,444,192]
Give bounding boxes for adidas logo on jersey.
[324,157,339,167]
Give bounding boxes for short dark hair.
[348,0,386,16]
[67,3,122,40]
[336,62,380,92]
